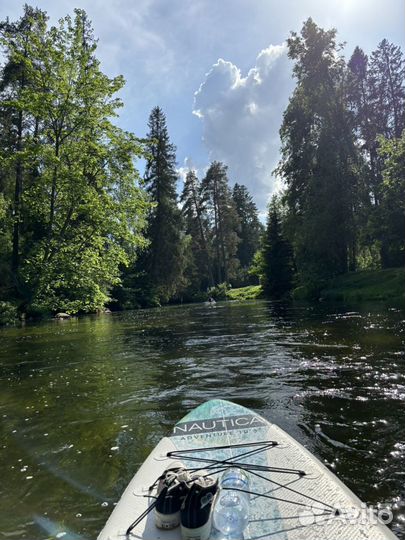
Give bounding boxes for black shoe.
[155,462,190,529]
[180,475,218,540]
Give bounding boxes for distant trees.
[180,169,213,293]
[0,8,403,314]
[232,183,263,272]
[347,39,405,268]
[261,197,294,298]
[178,164,261,301]
[201,162,240,285]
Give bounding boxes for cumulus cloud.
[193,43,293,211]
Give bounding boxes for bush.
[207,283,228,300]
[0,301,18,326]
[25,303,52,320]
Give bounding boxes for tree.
[232,183,262,269]
[377,133,405,267]
[0,9,149,313]
[347,40,405,267]
[261,197,294,298]
[180,169,214,293]
[369,40,405,141]
[140,106,183,303]
[201,161,240,284]
[277,18,360,287]
[0,6,47,296]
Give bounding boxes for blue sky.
[1,0,404,213]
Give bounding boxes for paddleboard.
[98,399,398,539]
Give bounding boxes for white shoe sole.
[155,509,180,529]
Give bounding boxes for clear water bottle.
[213,468,250,539]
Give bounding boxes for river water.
[0,300,404,539]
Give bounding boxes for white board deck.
[98,399,398,540]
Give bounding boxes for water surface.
[1,300,404,539]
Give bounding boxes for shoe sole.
[155,509,180,529]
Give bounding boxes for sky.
[1,0,404,214]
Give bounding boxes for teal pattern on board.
[170,399,287,539]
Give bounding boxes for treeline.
[0,9,404,320]
[259,19,405,299]
[116,106,263,308]
[0,6,262,317]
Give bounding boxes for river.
[0,300,404,539]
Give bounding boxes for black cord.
[125,439,339,535]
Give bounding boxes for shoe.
[155,462,190,530]
[180,474,218,540]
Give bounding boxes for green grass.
[320,267,405,302]
[226,285,263,301]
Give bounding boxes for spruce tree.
[232,183,262,269]
[142,106,183,303]
[261,197,293,298]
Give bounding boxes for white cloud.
[193,43,293,211]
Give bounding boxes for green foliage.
[180,169,214,294]
[207,282,228,300]
[136,106,184,305]
[0,7,148,314]
[278,18,360,286]
[232,183,262,273]
[261,197,294,298]
[320,268,405,302]
[201,161,240,284]
[377,133,405,267]
[0,300,18,325]
[226,285,262,301]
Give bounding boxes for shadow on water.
[0,299,404,538]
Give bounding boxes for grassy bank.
[320,267,405,302]
[226,267,404,303]
[226,285,263,301]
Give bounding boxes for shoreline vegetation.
[228,268,405,304]
[1,268,403,326]
[0,9,404,326]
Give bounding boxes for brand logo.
[298,502,394,527]
[172,414,266,436]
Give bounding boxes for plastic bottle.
[212,467,250,539]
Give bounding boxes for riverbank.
[227,267,405,303]
[226,285,263,301]
[319,267,405,302]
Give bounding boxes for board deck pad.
[98,399,398,540]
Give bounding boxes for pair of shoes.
[154,462,218,540]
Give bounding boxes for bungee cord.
[125,439,339,537]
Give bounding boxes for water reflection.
[0,300,404,538]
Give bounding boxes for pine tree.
[180,169,213,291]
[142,106,183,303]
[201,161,240,284]
[369,40,405,140]
[261,197,293,298]
[232,183,262,269]
[378,132,405,267]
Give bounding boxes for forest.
[0,7,404,322]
